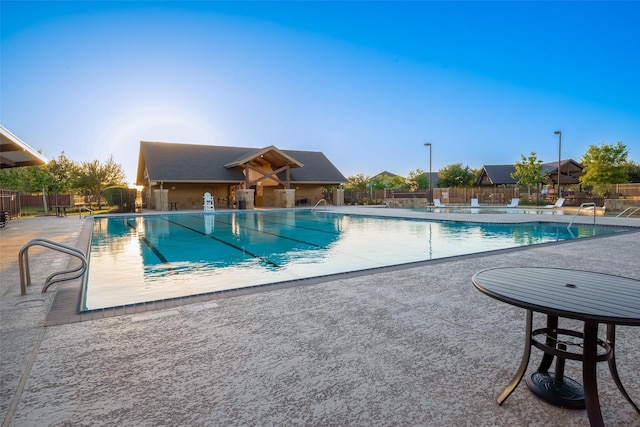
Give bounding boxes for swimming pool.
[83,210,629,310]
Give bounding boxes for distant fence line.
[18,194,73,208]
[3,182,639,211]
[0,189,20,217]
[345,188,520,205]
[345,183,640,206]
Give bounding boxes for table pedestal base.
[526,372,585,409]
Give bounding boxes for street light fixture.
[424,143,432,204]
[554,131,562,197]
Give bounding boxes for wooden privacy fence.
[1,189,20,218]
[19,194,73,208]
[601,183,640,198]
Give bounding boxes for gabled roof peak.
[224,145,303,169]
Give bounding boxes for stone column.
[236,189,255,209]
[153,189,169,211]
[333,188,344,206]
[274,189,295,208]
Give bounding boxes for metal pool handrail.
[616,206,640,218]
[19,237,87,294]
[79,206,94,219]
[567,202,597,229]
[311,199,328,212]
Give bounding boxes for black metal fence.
[344,187,521,205]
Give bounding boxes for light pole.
[554,131,562,197]
[424,143,432,204]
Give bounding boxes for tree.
[622,160,640,183]
[47,152,78,194]
[511,152,547,199]
[370,173,407,190]
[437,163,477,187]
[0,153,55,194]
[75,155,126,207]
[0,167,28,192]
[406,168,428,191]
[579,142,628,194]
[0,152,78,194]
[345,174,371,190]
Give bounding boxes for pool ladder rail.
[311,199,328,212]
[566,202,599,230]
[19,237,88,295]
[79,206,94,219]
[616,206,640,218]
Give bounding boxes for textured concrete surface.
[1,209,639,426]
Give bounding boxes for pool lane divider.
[180,212,332,249]
[253,212,342,236]
[208,217,329,248]
[163,217,282,268]
[125,219,172,266]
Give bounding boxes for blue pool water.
[83,210,629,310]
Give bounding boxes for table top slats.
[479,274,640,314]
[472,267,640,325]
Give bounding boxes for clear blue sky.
[2,1,639,186]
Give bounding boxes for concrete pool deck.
[1,207,639,426]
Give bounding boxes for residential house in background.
[476,159,584,187]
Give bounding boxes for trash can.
[238,200,246,210]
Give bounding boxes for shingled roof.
[476,159,583,186]
[136,141,346,185]
[542,160,583,184]
[476,164,518,185]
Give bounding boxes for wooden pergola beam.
[244,163,291,189]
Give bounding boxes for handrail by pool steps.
[311,199,328,212]
[616,206,640,218]
[19,238,87,294]
[79,206,94,219]
[567,202,597,230]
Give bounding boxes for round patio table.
[472,267,640,427]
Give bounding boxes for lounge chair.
[203,192,215,212]
[544,197,565,208]
[506,198,519,208]
[433,199,445,208]
[471,198,480,208]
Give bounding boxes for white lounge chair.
[471,198,480,208]
[203,192,215,212]
[506,198,519,208]
[433,199,445,208]
[545,197,565,208]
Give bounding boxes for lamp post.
[424,143,432,204]
[554,131,562,197]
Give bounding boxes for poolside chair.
[506,198,520,208]
[433,199,445,208]
[471,198,480,208]
[544,197,565,208]
[203,192,215,212]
